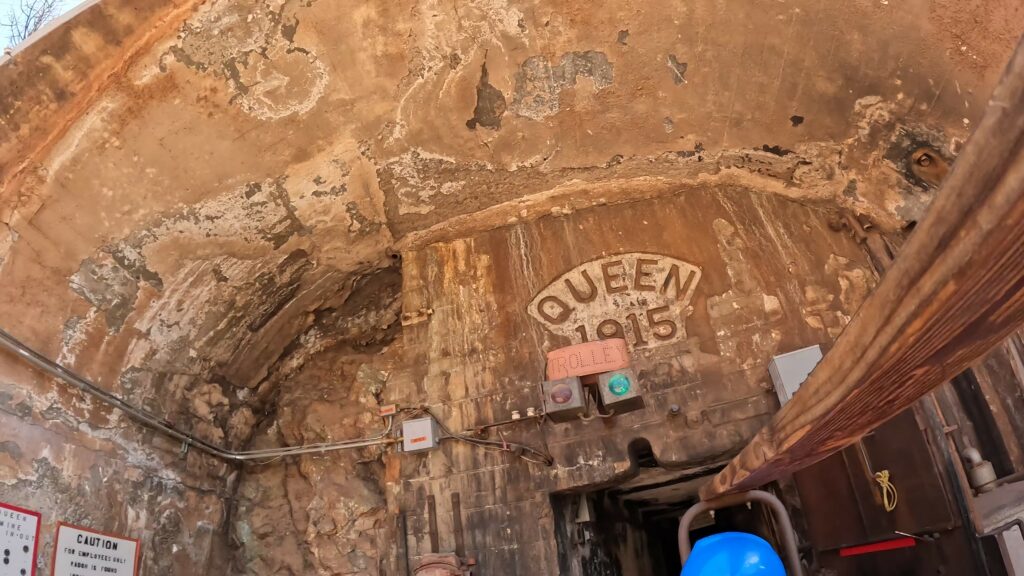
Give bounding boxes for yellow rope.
[874,470,898,512]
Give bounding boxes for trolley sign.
[51,523,139,576]
[0,501,41,576]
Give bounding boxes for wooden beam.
[702,38,1024,499]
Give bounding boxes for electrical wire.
[0,326,553,466]
[0,327,394,462]
[575,387,615,421]
[417,406,554,466]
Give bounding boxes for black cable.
[416,406,554,466]
[0,327,394,462]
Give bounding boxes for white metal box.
[768,344,823,406]
[402,416,440,453]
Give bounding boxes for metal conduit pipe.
[0,327,394,462]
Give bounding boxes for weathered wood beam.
[702,38,1024,499]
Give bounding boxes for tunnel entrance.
[552,457,781,576]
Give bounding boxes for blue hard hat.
[681,532,786,576]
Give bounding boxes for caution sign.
[0,501,40,576]
[51,523,139,576]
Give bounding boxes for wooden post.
[702,38,1024,499]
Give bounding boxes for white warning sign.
[52,523,139,576]
[0,501,40,576]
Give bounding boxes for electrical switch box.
[541,376,586,422]
[402,417,440,453]
[768,344,822,406]
[598,368,644,414]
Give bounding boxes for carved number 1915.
[573,305,678,346]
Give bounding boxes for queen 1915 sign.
[528,253,702,348]
[0,501,41,576]
[51,523,140,576]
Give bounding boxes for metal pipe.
[0,327,393,462]
[678,489,803,576]
[427,494,440,554]
[452,492,465,558]
[398,511,412,576]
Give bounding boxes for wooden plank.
[973,340,1024,470]
[702,38,1024,499]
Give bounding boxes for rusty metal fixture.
[401,307,434,327]
[426,494,441,553]
[452,492,466,558]
[909,147,950,188]
[839,211,896,274]
[413,553,476,575]
[678,489,803,575]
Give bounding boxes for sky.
[1,0,82,49]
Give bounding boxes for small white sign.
[0,501,41,576]
[51,523,139,576]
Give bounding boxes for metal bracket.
[401,307,434,327]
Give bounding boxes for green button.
[608,373,631,396]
